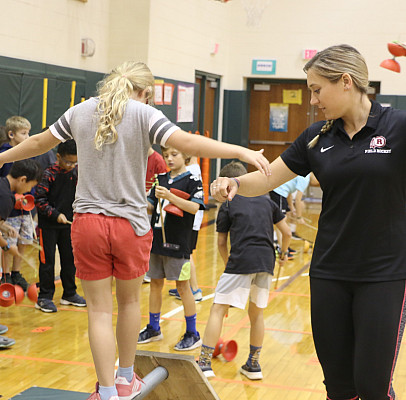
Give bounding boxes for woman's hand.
[238,148,271,176]
[210,177,239,202]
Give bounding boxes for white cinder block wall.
[0,0,405,94]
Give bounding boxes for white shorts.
[214,272,272,309]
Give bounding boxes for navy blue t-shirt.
[148,171,205,259]
[281,101,406,282]
[216,195,284,275]
[0,177,16,221]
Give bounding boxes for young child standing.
[0,116,33,288]
[143,147,167,283]
[198,161,292,379]
[0,159,42,347]
[169,155,204,300]
[34,140,86,313]
[138,146,205,350]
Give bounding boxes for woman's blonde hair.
[304,45,369,148]
[94,61,155,150]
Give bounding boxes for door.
[248,80,311,170]
[247,79,380,172]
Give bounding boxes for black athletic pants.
[310,277,406,400]
[38,227,77,300]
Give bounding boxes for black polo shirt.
[281,101,406,282]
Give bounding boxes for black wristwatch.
[1,243,10,252]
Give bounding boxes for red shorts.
[71,213,152,281]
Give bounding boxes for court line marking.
[0,353,94,367]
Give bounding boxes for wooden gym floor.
[1,201,406,400]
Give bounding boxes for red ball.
[27,283,38,303]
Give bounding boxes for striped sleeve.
[49,108,74,142]
[149,110,179,146]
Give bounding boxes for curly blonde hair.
[304,45,369,149]
[94,61,155,150]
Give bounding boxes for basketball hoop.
[240,0,270,27]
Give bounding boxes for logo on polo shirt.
[365,136,391,154]
[320,145,334,153]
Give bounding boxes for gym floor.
[1,201,406,400]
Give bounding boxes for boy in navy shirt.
[198,161,291,379]
[0,159,42,348]
[138,146,205,351]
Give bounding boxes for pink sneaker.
[86,383,120,400]
[115,373,143,400]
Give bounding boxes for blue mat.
[10,387,90,399]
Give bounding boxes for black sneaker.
[240,362,263,380]
[60,293,86,307]
[35,298,57,313]
[0,335,15,348]
[11,272,28,291]
[138,324,163,344]
[1,274,12,284]
[174,331,202,351]
[288,247,296,254]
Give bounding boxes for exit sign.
[302,49,318,60]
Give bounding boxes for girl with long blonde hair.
[0,61,270,400]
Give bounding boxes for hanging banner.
[283,89,302,105]
[269,103,289,132]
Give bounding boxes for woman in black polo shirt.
[211,44,406,400]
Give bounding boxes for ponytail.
[307,120,335,149]
[94,61,154,151]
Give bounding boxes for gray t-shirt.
[50,97,178,236]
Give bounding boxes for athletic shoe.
[11,271,28,291]
[60,293,87,307]
[1,273,12,284]
[240,362,263,380]
[169,288,178,296]
[35,298,57,313]
[288,247,296,254]
[86,383,119,400]
[198,363,215,378]
[115,373,142,400]
[0,335,15,348]
[193,288,203,302]
[0,324,8,335]
[143,275,151,283]
[138,324,163,344]
[174,288,203,302]
[174,331,202,351]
